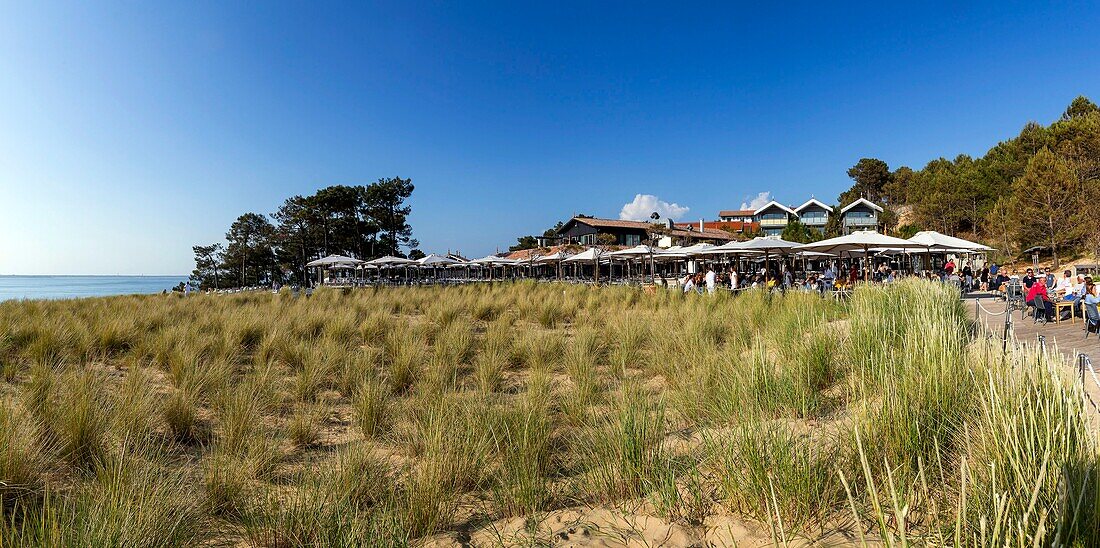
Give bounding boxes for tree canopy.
[856,95,1100,263]
[191,178,417,289]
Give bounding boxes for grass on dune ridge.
[0,280,1097,546]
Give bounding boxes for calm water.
[0,276,188,302]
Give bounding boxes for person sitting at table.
[1026,277,1054,322]
[1022,268,1037,288]
[1054,270,1075,296]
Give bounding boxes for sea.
[0,276,188,302]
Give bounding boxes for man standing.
[705,266,716,294]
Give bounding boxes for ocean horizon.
[0,275,189,302]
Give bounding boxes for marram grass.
[0,280,1096,545]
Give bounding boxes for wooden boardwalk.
[967,293,1100,424]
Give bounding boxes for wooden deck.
[967,293,1100,425]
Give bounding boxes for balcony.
[758,217,789,228]
[843,216,878,227]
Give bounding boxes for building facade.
[838,198,883,234]
[715,197,883,236]
[754,201,798,236]
[792,198,832,233]
[556,217,732,247]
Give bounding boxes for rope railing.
[1079,353,1100,413]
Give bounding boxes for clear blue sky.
[2,1,1098,275]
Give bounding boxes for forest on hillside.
[836,96,1100,267]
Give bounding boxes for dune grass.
[0,280,1097,545]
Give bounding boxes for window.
[622,233,641,246]
[760,213,787,221]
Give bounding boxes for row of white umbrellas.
[303,230,992,271]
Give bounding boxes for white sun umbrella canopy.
[306,254,365,268]
[562,247,605,262]
[797,230,926,281]
[535,250,572,263]
[366,255,416,266]
[467,255,502,266]
[734,237,801,283]
[562,247,607,282]
[606,244,657,257]
[680,243,716,256]
[700,240,752,255]
[654,246,687,260]
[908,230,995,252]
[417,253,460,266]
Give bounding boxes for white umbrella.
[680,243,717,256]
[366,255,416,266]
[731,237,801,285]
[535,250,573,263]
[306,254,364,267]
[417,254,459,266]
[606,244,657,257]
[654,246,687,260]
[797,230,926,281]
[563,247,606,283]
[562,247,605,262]
[907,230,995,252]
[467,255,501,265]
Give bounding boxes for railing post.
[1038,334,1046,357]
[1080,353,1087,383]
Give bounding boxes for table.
[1054,299,1077,323]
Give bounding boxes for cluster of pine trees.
[190,177,417,289]
[812,96,1099,266]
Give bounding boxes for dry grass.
[0,280,1096,546]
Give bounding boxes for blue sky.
[2,1,1099,275]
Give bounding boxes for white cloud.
[740,191,772,211]
[619,194,690,221]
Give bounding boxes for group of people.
[1018,267,1100,323]
[675,261,895,295]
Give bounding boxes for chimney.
[699,218,704,232]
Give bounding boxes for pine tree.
[1011,147,1082,268]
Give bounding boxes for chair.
[1005,280,1027,317]
[1085,302,1100,339]
[1030,298,1052,324]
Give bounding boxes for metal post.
[1079,353,1087,382]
